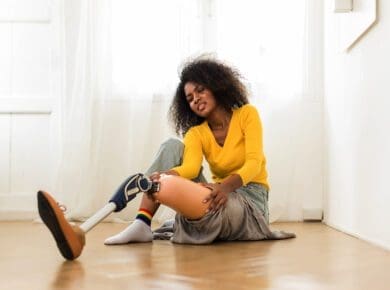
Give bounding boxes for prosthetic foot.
[37,173,154,260]
[37,191,85,260]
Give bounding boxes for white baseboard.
[303,208,323,221]
[0,192,37,221]
[324,220,390,252]
[0,210,37,221]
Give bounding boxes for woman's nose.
[193,95,200,104]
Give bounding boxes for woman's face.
[184,82,217,118]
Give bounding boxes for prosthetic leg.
[37,173,211,260]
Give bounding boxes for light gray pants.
[145,138,207,183]
[146,138,295,244]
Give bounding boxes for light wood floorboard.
[1,222,389,290]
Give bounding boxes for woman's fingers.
[202,184,216,203]
[149,171,161,182]
[205,190,228,213]
[212,193,227,212]
[203,192,214,204]
[215,195,227,211]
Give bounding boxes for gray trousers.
[145,138,207,183]
[146,139,296,244]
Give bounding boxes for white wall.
[323,0,390,249]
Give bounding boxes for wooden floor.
[1,222,390,290]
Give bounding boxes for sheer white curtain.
[56,0,112,219]
[56,0,203,221]
[214,0,307,222]
[108,0,204,222]
[56,0,321,223]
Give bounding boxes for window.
[112,0,306,101]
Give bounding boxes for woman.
[105,58,294,245]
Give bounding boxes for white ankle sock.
[104,219,153,245]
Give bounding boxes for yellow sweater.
[172,104,269,189]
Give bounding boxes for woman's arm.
[235,105,264,185]
[171,129,203,179]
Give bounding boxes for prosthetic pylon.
[37,173,156,260]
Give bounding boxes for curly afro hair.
[169,58,249,136]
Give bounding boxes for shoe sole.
[37,191,84,260]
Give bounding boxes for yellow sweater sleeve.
[171,128,203,179]
[235,105,265,185]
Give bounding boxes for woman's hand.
[201,174,243,213]
[149,172,162,182]
[202,183,229,213]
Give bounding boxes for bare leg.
[140,192,160,214]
